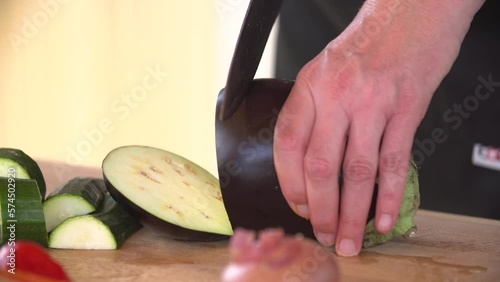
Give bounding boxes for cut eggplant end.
[102,145,233,238]
[43,195,97,232]
[49,216,117,250]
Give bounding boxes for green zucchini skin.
[49,193,142,249]
[0,148,47,200]
[43,178,108,232]
[0,177,48,247]
[92,193,143,247]
[47,178,107,209]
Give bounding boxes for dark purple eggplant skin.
[216,79,315,238]
[216,79,377,240]
[103,174,228,242]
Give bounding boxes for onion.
[222,228,339,282]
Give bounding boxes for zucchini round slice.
[49,193,142,249]
[43,178,107,232]
[0,148,46,200]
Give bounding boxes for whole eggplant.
[216,79,420,247]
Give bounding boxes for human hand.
[273,0,485,256]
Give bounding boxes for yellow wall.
[0,0,278,177]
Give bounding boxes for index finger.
[274,80,315,218]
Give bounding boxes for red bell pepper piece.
[0,241,71,282]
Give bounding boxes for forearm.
[359,0,486,35]
[327,0,486,91]
[338,0,486,53]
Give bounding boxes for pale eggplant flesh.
[102,145,232,242]
[105,178,228,242]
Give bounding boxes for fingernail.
[296,204,309,219]
[337,239,358,257]
[378,214,393,233]
[316,232,335,246]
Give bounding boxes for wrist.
[318,0,487,100]
[357,0,486,41]
[330,0,486,63]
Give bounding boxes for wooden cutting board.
[38,160,500,282]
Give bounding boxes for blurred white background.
[0,0,279,177]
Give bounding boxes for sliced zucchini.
[48,193,142,249]
[0,177,48,247]
[0,148,46,199]
[102,145,233,239]
[43,178,107,232]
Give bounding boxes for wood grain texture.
[38,160,500,282]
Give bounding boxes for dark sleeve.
[276,0,363,80]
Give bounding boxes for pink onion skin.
[221,228,339,282]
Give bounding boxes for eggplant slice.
[102,145,233,241]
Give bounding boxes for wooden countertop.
[38,160,500,282]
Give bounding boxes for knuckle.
[377,195,404,215]
[311,214,336,232]
[379,152,405,173]
[379,191,399,204]
[339,217,367,231]
[274,121,301,152]
[304,156,336,179]
[296,60,317,82]
[343,158,376,182]
[282,188,307,204]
